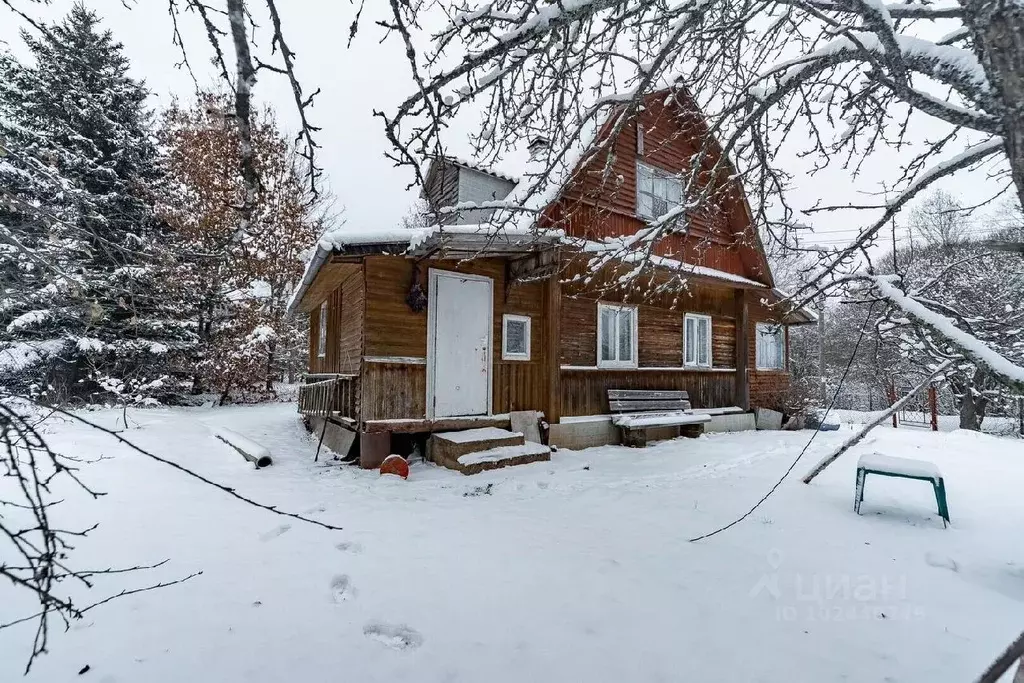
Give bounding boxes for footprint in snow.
[925,551,960,572]
[258,524,291,541]
[335,541,363,554]
[363,622,423,650]
[330,574,356,602]
[304,504,327,514]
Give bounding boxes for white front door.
[428,270,492,418]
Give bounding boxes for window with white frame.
[502,314,531,361]
[636,161,682,220]
[317,301,327,358]
[756,322,786,370]
[684,313,712,368]
[597,303,637,368]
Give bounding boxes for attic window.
[637,161,681,221]
[502,314,531,361]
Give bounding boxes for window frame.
[317,301,328,359]
[636,160,683,221]
[596,303,639,369]
[755,322,787,371]
[501,314,532,361]
[683,313,713,369]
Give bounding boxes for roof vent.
[528,136,549,160]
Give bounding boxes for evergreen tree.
[0,3,193,404]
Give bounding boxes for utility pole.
[816,297,826,405]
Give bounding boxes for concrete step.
[428,427,525,466]
[452,441,552,475]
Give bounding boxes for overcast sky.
[1,1,1013,256]
[1,1,424,232]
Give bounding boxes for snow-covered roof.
[286,221,779,316]
[444,156,520,184]
[317,222,565,254]
[286,223,565,314]
[579,238,768,288]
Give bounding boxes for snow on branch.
[868,275,1024,391]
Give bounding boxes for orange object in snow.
[380,454,410,479]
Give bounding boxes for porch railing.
[298,374,358,419]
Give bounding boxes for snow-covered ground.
[829,408,1022,436]
[2,404,1022,682]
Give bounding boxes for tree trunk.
[963,0,1024,209]
[265,339,276,393]
[957,369,989,431]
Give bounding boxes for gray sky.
[1,0,422,232]
[1,1,1013,255]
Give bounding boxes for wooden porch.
[297,373,358,421]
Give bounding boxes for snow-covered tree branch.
[377,0,1024,300]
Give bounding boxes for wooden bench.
[855,453,950,527]
[607,389,711,447]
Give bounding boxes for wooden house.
[288,88,814,470]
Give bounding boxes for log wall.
[359,256,553,421]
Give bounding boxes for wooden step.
[428,427,525,467]
[452,442,552,475]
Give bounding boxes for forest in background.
[783,192,1024,432]
[0,5,332,406]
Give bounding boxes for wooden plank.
[363,416,511,434]
[561,368,734,417]
[608,389,689,399]
[734,289,750,411]
[298,262,360,313]
[606,401,696,411]
[337,267,363,374]
[546,273,562,423]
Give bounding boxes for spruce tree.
[0,3,194,403]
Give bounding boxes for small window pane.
[506,320,526,354]
[699,318,710,366]
[684,315,711,368]
[318,302,327,358]
[637,163,652,194]
[637,162,683,220]
[600,308,616,361]
[684,318,695,365]
[617,309,633,362]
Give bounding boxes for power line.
[688,302,877,543]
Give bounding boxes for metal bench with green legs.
[854,453,950,528]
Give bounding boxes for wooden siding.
[297,253,796,423]
[712,318,736,369]
[558,274,739,371]
[306,264,363,375]
[360,256,553,422]
[539,90,772,284]
[423,161,460,221]
[298,261,359,313]
[361,361,427,420]
[338,269,363,374]
[561,369,735,417]
[747,296,791,410]
[558,272,744,414]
